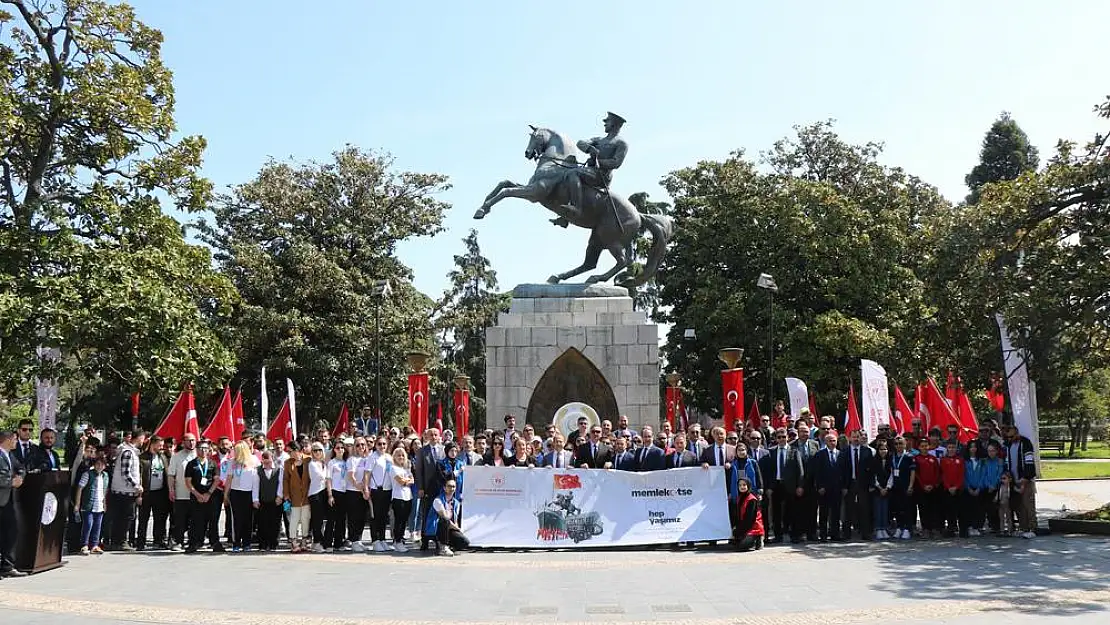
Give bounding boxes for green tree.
[434,229,509,433]
[965,112,1040,204]
[659,122,949,415]
[201,147,449,427]
[628,191,670,317]
[0,0,236,406]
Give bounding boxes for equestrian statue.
[473,112,673,287]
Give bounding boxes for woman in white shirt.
[325,441,351,551]
[307,443,329,552]
[389,447,414,553]
[223,441,259,552]
[364,437,393,551]
[346,437,371,551]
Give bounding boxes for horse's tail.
[626,213,674,287]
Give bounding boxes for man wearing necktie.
[634,427,665,471]
[613,437,636,471]
[12,419,42,470]
[698,426,735,497]
[0,430,28,577]
[813,433,844,542]
[38,428,62,472]
[574,426,612,469]
[789,423,821,542]
[758,429,792,543]
[666,434,698,468]
[838,429,876,540]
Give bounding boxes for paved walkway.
[1,479,1106,625]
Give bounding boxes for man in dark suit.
[573,425,612,469]
[839,428,875,540]
[759,428,793,543]
[38,427,62,472]
[789,423,821,542]
[12,419,42,470]
[0,430,28,577]
[811,432,843,542]
[611,437,636,471]
[634,427,666,471]
[413,428,444,550]
[541,434,573,469]
[665,433,698,468]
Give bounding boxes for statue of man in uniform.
[552,111,628,228]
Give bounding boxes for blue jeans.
[407,498,421,534]
[81,511,105,548]
[872,494,890,532]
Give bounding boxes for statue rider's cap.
[605,111,627,126]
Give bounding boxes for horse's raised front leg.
[585,243,631,284]
[474,180,517,219]
[549,237,603,284]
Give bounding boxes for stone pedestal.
[485,284,661,431]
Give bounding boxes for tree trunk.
[1080,419,1091,451]
[1066,416,1078,457]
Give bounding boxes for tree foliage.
[434,229,509,431]
[1,0,236,402]
[965,112,1040,204]
[201,147,449,425]
[658,122,949,414]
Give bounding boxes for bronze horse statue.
[473,127,672,287]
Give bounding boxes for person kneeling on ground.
[426,478,469,557]
[733,477,764,552]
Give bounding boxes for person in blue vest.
[424,478,469,557]
[727,443,763,537]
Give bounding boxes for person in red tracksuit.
[913,438,942,538]
[939,441,967,537]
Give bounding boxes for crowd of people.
[0,402,1041,577]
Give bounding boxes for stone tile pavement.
[0,479,1106,624]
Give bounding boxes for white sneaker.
[438,546,454,557]
[311,543,325,553]
[384,541,395,551]
[1021,531,1035,539]
[968,528,980,537]
[393,542,408,553]
[900,529,911,540]
[350,541,366,553]
[373,541,386,552]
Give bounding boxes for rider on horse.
[552,111,629,228]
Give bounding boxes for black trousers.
[768,482,788,539]
[256,501,281,549]
[437,521,469,551]
[369,488,391,542]
[941,489,964,535]
[187,494,221,550]
[137,488,170,548]
[347,491,368,543]
[324,491,348,548]
[0,501,16,571]
[841,483,872,539]
[916,488,941,532]
[418,492,436,548]
[308,492,327,545]
[228,489,254,548]
[789,490,817,540]
[391,499,412,544]
[108,491,138,547]
[891,488,913,530]
[171,499,192,546]
[982,489,1000,532]
[817,489,841,539]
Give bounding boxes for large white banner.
[996,315,1040,467]
[461,466,731,548]
[784,377,809,419]
[860,359,891,442]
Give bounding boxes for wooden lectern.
[13,471,69,574]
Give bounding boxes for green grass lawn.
[1040,460,1110,480]
[1039,440,1110,459]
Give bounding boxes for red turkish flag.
[231,389,246,438]
[955,380,980,443]
[809,393,818,419]
[266,397,293,442]
[893,385,914,435]
[331,403,349,439]
[922,377,959,434]
[130,392,140,420]
[453,389,470,436]
[665,386,681,428]
[435,402,444,432]
[720,368,744,425]
[202,386,235,442]
[845,382,862,435]
[408,373,430,433]
[915,382,927,430]
[154,388,187,441]
[553,474,581,490]
[747,396,761,431]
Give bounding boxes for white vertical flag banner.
[784,377,809,419]
[35,346,61,431]
[996,315,1040,465]
[286,377,297,436]
[860,359,891,441]
[260,366,269,433]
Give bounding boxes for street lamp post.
[372,279,393,422]
[756,273,779,406]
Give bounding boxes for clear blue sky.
[134,0,1107,299]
